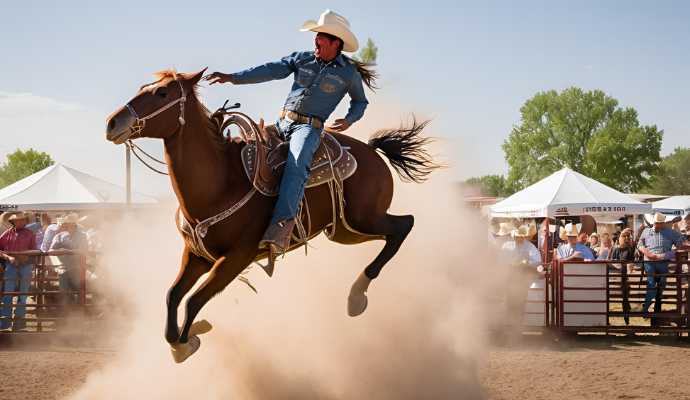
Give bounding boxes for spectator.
[500,225,542,327]
[489,221,514,249]
[680,213,690,240]
[588,232,600,250]
[597,233,613,260]
[0,212,36,331]
[501,225,543,267]
[40,215,62,253]
[637,213,687,317]
[49,213,89,304]
[556,223,595,261]
[612,229,636,272]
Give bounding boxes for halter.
[125,77,187,139]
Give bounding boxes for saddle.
[222,112,357,196]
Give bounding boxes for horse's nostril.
[108,119,116,131]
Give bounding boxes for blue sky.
[1,0,688,196]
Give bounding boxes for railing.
[550,250,690,334]
[0,250,98,333]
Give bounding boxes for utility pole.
[126,145,132,206]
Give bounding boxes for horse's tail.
[368,117,440,183]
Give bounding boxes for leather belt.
[279,109,324,129]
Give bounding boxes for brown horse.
[105,69,438,362]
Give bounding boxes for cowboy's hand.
[204,72,235,85]
[327,119,351,132]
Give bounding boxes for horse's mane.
[150,70,229,151]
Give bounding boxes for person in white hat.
[499,225,543,328]
[0,212,37,331]
[555,223,594,261]
[49,213,89,304]
[637,212,688,317]
[205,10,374,259]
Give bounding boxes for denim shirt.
[229,51,368,125]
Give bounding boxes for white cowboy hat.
[58,212,80,226]
[300,10,359,53]
[644,212,676,225]
[494,222,515,237]
[561,223,579,238]
[512,225,530,238]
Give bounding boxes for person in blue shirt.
[637,212,688,316]
[205,10,373,259]
[556,223,595,261]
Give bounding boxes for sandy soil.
[2,335,690,400]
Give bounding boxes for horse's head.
[106,69,206,144]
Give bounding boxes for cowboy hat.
[645,212,676,225]
[562,223,579,238]
[58,212,80,226]
[512,225,530,238]
[494,222,514,237]
[7,211,29,223]
[300,10,359,52]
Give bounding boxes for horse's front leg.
[171,253,252,363]
[165,249,211,344]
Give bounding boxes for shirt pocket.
[296,67,316,87]
[319,73,347,94]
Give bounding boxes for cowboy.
[489,221,515,248]
[49,213,89,304]
[205,10,371,258]
[0,212,36,331]
[500,225,542,328]
[556,223,594,261]
[637,212,686,317]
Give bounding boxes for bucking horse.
[105,69,438,363]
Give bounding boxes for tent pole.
[126,145,132,206]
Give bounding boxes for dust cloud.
[69,112,503,399]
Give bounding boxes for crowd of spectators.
[489,212,690,321]
[0,211,97,331]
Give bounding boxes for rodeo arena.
[3,6,690,400]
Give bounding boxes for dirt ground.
[1,335,690,400]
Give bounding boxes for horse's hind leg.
[165,249,210,344]
[347,213,414,316]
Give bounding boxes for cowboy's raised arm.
[206,52,301,85]
[344,69,368,125]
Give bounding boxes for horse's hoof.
[348,293,368,317]
[170,335,201,364]
[189,319,213,337]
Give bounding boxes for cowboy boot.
[258,219,296,276]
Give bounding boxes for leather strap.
[279,109,324,129]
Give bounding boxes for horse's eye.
[155,88,168,98]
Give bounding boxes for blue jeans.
[1,263,32,330]
[643,261,669,312]
[270,119,323,224]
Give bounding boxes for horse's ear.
[184,68,207,85]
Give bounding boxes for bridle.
[125,76,187,139]
[123,76,187,175]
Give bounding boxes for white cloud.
[0,92,83,116]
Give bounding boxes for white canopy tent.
[490,168,652,218]
[0,163,158,211]
[652,195,690,216]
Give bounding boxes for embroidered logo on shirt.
[320,74,345,93]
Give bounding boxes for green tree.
[354,38,378,64]
[0,148,54,188]
[465,174,511,197]
[645,147,690,195]
[503,87,663,193]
